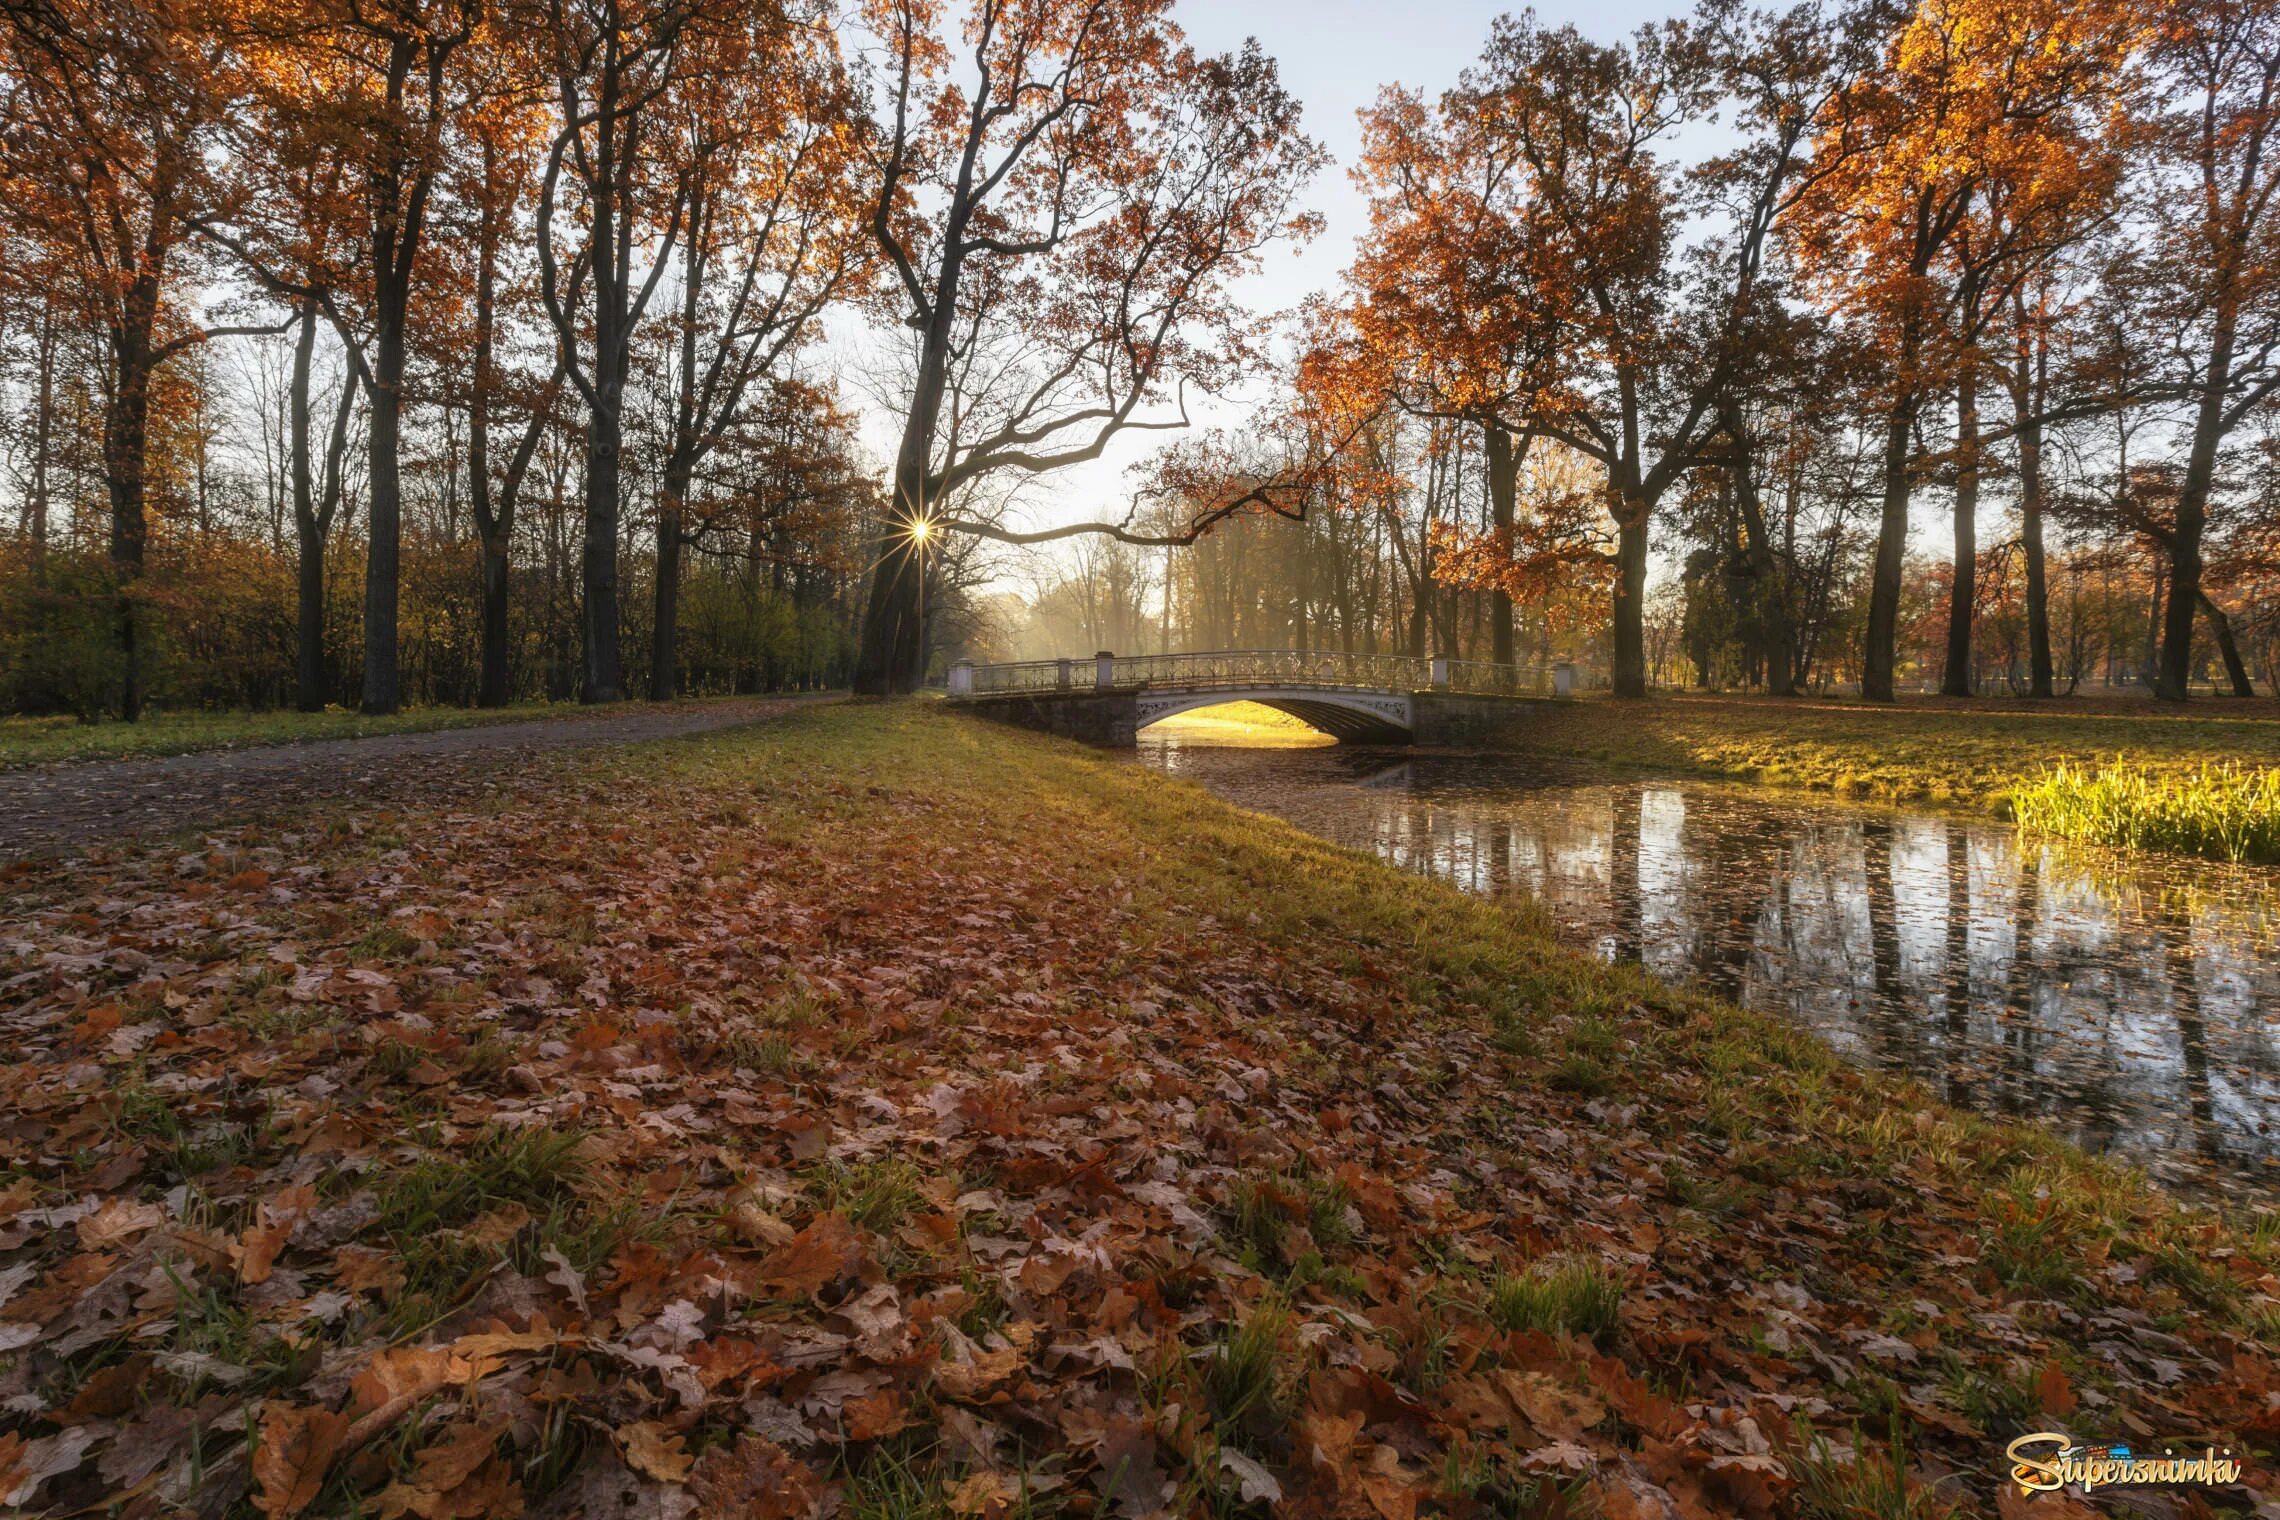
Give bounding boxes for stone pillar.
[1554,662,1575,698]
[1096,651,1115,690]
[1056,658,1073,690]
[948,660,974,697]
[1430,657,1450,690]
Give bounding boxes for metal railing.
[948,649,1562,699]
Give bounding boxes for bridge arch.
[1135,688,1413,743]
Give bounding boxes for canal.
[1139,709,2280,1211]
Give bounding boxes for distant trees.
[848,0,1325,695]
[0,0,878,717]
[4,0,2278,715]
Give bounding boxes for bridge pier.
[959,688,1139,747]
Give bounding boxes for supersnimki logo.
[2006,1433,2244,1496]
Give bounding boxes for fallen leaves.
[619,1420,694,1484]
[0,705,2273,1520]
[252,1404,352,1518]
[754,1211,868,1294]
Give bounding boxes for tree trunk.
[2160,303,2237,701]
[290,307,326,711]
[2012,292,2053,697]
[104,355,154,722]
[29,300,54,583]
[476,536,510,706]
[361,303,406,714]
[1941,369,1978,697]
[1722,403,1795,697]
[1485,422,1517,666]
[854,233,967,694]
[2200,593,2255,697]
[650,489,684,700]
[582,408,624,702]
[1862,392,1916,703]
[1612,503,1649,698]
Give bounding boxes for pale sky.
[838,0,1674,562]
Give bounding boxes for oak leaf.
[253,1403,353,1518]
[755,1213,865,1294]
[620,1421,693,1484]
[686,1435,820,1520]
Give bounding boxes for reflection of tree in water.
[1135,737,2280,1201]
[1941,824,1975,1109]
[1609,788,1642,966]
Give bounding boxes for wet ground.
[1140,722,2280,1212]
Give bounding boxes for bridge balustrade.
[946,649,1558,699]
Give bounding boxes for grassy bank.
[1496,692,2280,809]
[1,702,2274,1518]
[0,694,755,771]
[2013,761,2280,864]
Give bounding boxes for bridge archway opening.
[1134,691,1413,744]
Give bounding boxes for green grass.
[1485,1252,1625,1343]
[2012,759,2280,863]
[0,694,747,770]
[1500,691,2280,809]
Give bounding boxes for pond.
[1138,712,2280,1213]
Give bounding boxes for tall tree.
[535,0,726,702]
[1452,1,1858,697]
[1796,0,2130,701]
[646,22,866,699]
[1,0,246,718]
[1348,82,1563,666]
[2141,0,2280,700]
[850,0,1324,694]
[287,300,361,709]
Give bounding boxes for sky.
[836,0,1675,578]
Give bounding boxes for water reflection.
[1140,724,2280,1208]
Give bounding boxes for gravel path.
[0,695,834,859]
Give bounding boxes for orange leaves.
[235,1183,318,1285]
[374,1422,517,1520]
[686,1435,821,1520]
[252,1404,353,1519]
[754,1212,869,1295]
[617,1420,693,1484]
[6,702,2279,1520]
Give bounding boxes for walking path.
[0,694,833,859]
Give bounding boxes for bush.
[0,555,127,720]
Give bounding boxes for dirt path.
[0,694,834,859]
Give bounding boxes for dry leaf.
[620,1420,694,1484]
[252,1403,353,1518]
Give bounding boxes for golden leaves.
[617,1421,693,1484]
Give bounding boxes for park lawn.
[1497,691,2280,808]
[0,695,749,771]
[2,701,2276,1518]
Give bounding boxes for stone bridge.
[945,650,1575,747]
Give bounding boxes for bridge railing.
[948,649,1559,699]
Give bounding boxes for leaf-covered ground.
[1490,694,2280,810]
[2,703,2276,1519]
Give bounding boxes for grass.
[0,692,751,770]
[2012,759,2280,863]
[9,699,2276,1514]
[1495,690,2280,809]
[1485,1252,1625,1343]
